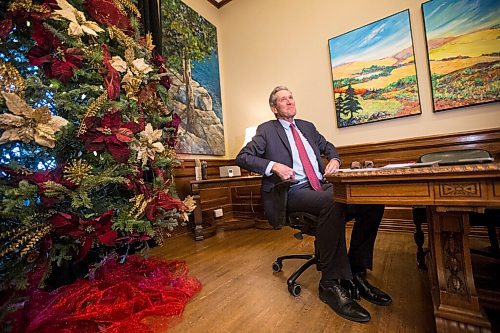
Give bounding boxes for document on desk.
[337,160,447,172]
[337,167,381,172]
[381,161,440,169]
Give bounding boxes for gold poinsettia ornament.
[120,57,154,100]
[180,195,197,222]
[131,58,153,74]
[0,92,68,148]
[51,0,104,37]
[110,56,128,73]
[132,123,165,166]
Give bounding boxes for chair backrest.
[271,180,318,236]
[417,148,492,164]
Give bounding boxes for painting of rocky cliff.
[160,0,224,155]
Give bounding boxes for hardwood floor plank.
[150,228,436,332]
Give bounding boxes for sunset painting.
[328,10,421,128]
[422,0,500,111]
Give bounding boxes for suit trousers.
[287,181,384,281]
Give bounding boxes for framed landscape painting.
[422,0,500,112]
[161,0,225,155]
[328,10,421,128]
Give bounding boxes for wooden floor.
[150,227,437,333]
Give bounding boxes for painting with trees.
[422,0,500,112]
[161,0,224,155]
[328,10,421,128]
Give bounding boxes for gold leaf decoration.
[0,60,26,96]
[8,0,51,16]
[145,33,155,52]
[77,91,108,136]
[113,0,141,18]
[129,194,153,219]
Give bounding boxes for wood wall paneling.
[173,128,500,238]
[336,127,500,168]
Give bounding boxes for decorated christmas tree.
[0,0,195,299]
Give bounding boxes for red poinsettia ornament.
[27,23,83,83]
[81,109,143,163]
[152,52,171,90]
[141,167,187,222]
[0,18,13,39]
[51,210,117,261]
[84,0,133,34]
[0,0,52,39]
[101,44,121,100]
[0,164,76,207]
[165,113,181,148]
[144,191,187,222]
[125,167,152,197]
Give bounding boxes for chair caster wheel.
[272,261,282,272]
[288,283,301,296]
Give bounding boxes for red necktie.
[290,124,322,191]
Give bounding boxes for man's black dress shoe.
[319,281,371,323]
[353,272,392,306]
[340,279,360,300]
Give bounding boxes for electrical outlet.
[214,208,223,218]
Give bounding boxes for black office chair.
[269,180,321,296]
[412,149,499,270]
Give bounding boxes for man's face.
[272,90,296,121]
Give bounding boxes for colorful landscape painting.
[328,10,421,128]
[422,0,500,112]
[161,0,224,155]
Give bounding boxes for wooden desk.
[190,175,263,240]
[327,163,500,333]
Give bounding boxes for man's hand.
[324,159,340,175]
[272,162,295,180]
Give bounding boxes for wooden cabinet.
[190,176,265,240]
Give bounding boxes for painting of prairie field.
[422,0,500,112]
[328,10,421,128]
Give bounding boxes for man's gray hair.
[268,85,290,108]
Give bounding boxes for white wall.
[183,0,499,158]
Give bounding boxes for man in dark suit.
[236,86,391,323]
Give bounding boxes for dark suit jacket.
[235,119,339,227]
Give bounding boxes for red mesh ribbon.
[16,255,201,333]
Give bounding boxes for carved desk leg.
[412,206,428,270]
[192,193,204,241]
[427,206,491,333]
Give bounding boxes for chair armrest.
[274,179,299,192]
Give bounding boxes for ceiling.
[206,0,233,8]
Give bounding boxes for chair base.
[272,254,318,296]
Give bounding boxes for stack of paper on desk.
[337,167,381,172]
[381,161,440,169]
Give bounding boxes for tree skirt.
[10,255,201,333]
